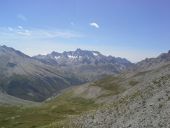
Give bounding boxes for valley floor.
[1,64,170,128]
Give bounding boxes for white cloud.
[0,26,84,57]
[0,26,83,39]
[17,30,31,36]
[89,22,100,29]
[17,14,27,21]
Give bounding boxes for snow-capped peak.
[93,52,98,56]
[68,55,78,59]
[54,56,60,59]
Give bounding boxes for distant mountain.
[34,48,133,80]
[0,45,84,102]
[133,50,170,72]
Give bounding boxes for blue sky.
[0,0,170,62]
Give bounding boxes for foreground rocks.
[69,64,170,128]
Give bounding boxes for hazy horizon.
[0,0,170,62]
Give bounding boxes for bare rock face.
[34,49,133,80]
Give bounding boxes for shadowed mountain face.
[0,46,133,102]
[34,48,133,80]
[0,45,84,102]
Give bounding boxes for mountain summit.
[34,48,131,66]
[34,49,133,80]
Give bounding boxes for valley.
[0,45,170,128]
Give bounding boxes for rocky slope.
[37,50,170,128]
[133,50,170,72]
[34,48,133,80]
[66,54,170,128]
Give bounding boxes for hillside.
[132,50,170,72]
[0,91,39,106]
[0,49,170,128]
[41,51,170,128]
[0,45,84,102]
[0,62,169,128]
[67,59,170,128]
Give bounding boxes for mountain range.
[0,45,170,128]
[0,45,84,102]
[34,48,133,80]
[0,45,132,102]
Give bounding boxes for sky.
[0,0,170,62]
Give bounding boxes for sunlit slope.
[1,50,170,128]
[69,63,170,128]
[0,74,128,128]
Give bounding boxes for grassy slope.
[0,90,98,128]
[0,76,123,128]
[91,76,125,95]
[0,71,139,128]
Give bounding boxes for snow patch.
[55,56,60,59]
[68,55,78,59]
[93,52,98,56]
